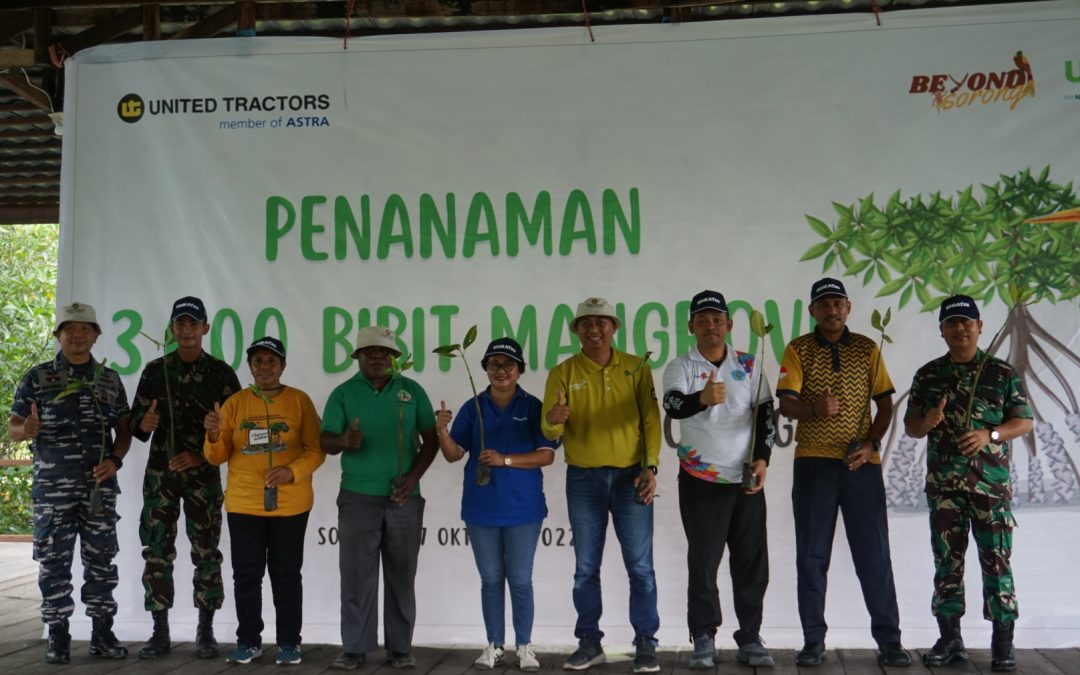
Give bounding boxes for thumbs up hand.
[344,417,364,449]
[140,399,161,434]
[700,370,727,406]
[436,401,452,435]
[815,386,840,417]
[925,396,948,430]
[204,401,222,441]
[547,390,570,425]
[23,403,41,438]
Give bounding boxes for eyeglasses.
[486,362,518,374]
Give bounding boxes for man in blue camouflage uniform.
[7,303,132,664]
[129,297,241,659]
[905,295,1033,673]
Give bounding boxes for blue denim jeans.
[565,465,658,644]
[466,520,543,646]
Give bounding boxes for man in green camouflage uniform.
[905,295,1033,673]
[8,302,132,664]
[129,297,241,659]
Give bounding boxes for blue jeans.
[466,521,542,646]
[565,465,658,644]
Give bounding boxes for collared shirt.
[541,349,660,468]
[906,349,1032,499]
[130,350,241,470]
[662,345,773,483]
[11,352,129,501]
[776,327,894,461]
[322,370,436,497]
[450,386,556,526]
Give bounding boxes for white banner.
[59,0,1080,649]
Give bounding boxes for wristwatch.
[503,456,513,466]
[870,439,881,453]
[647,465,658,475]
[106,454,123,470]
[990,428,1001,442]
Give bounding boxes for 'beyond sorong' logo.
[117,93,144,123]
[909,51,1035,112]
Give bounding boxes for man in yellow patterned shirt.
[776,278,910,668]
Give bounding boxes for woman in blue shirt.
[435,338,556,672]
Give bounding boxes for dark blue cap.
[171,296,207,322]
[481,337,526,371]
[939,295,980,323]
[690,290,728,315]
[810,277,848,303]
[246,336,286,360]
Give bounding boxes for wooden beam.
[33,7,52,65]
[0,50,35,67]
[54,5,143,55]
[170,3,240,40]
[0,203,58,224]
[0,128,55,139]
[0,73,52,112]
[0,114,51,127]
[142,3,160,40]
[0,176,60,186]
[238,1,257,32]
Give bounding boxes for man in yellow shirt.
[541,298,661,673]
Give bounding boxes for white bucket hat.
[351,326,402,359]
[53,302,101,334]
[570,297,621,331]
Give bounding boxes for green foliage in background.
[801,166,1080,311]
[1,223,58,533]
[0,465,32,535]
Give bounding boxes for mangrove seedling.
[53,360,111,514]
[433,326,490,486]
[743,309,775,490]
[139,328,179,459]
[845,307,893,463]
[238,384,289,511]
[623,351,654,504]
[390,352,415,496]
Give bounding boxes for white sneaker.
[475,644,505,670]
[517,644,540,672]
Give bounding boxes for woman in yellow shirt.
[204,336,325,666]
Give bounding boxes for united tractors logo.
[909,51,1035,112]
[117,93,144,123]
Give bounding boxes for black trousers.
[227,510,310,648]
[678,467,768,646]
[792,458,900,646]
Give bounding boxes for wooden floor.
[1,543,1077,674]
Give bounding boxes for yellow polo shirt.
[541,350,661,468]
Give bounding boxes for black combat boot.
[990,620,1016,672]
[922,615,968,666]
[44,619,71,664]
[138,609,170,659]
[89,615,129,659]
[195,607,220,659]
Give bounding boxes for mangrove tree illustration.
[801,166,1080,507]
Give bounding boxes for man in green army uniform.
[129,297,241,659]
[904,295,1033,673]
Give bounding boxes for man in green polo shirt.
[320,326,438,671]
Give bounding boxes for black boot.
[138,609,170,659]
[991,621,1016,672]
[922,615,968,666]
[44,620,71,664]
[195,607,220,659]
[89,615,129,659]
